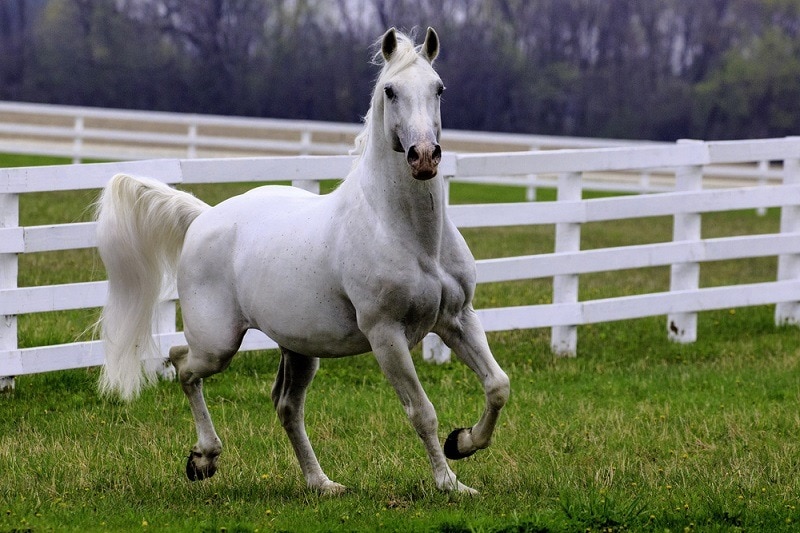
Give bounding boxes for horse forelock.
[350,30,430,161]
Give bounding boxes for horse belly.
[234,228,370,358]
[253,281,371,358]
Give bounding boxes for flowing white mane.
[350,30,428,159]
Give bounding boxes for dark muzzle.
[406,142,442,180]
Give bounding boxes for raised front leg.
[435,307,510,460]
[272,348,345,495]
[367,326,477,494]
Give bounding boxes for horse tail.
[95,174,209,400]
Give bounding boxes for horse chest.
[367,258,466,345]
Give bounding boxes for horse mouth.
[411,168,438,181]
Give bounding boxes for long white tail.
[96,174,209,400]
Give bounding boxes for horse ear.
[382,28,398,61]
[422,27,439,63]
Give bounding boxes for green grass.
[3,154,800,531]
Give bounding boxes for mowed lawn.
[2,154,800,532]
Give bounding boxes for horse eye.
[384,85,395,100]
[436,85,445,97]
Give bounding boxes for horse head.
[380,27,444,181]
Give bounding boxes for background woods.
[2,0,800,141]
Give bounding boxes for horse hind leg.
[272,348,345,495]
[169,343,236,481]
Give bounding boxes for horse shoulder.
[436,221,477,316]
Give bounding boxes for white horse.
[95,27,509,495]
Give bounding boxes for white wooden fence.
[2,137,800,390]
[0,100,784,194]
[0,100,645,163]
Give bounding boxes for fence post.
[639,171,651,193]
[667,140,703,343]
[551,171,581,356]
[72,116,84,164]
[187,122,198,158]
[756,160,769,216]
[525,144,540,202]
[292,178,320,195]
[300,131,312,155]
[775,152,800,325]
[0,192,19,392]
[153,300,177,380]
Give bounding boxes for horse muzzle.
[406,141,442,181]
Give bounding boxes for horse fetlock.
[435,470,478,495]
[311,479,347,496]
[443,427,483,460]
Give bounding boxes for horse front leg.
[435,307,510,460]
[368,326,477,494]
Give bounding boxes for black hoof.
[185,451,216,481]
[444,428,477,460]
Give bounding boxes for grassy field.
[2,154,800,532]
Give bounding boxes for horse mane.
[350,30,427,160]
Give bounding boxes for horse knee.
[487,371,510,410]
[407,399,438,434]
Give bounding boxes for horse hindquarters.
[95,174,208,400]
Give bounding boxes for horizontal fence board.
[449,201,583,227]
[2,281,107,315]
[581,280,800,323]
[456,143,710,177]
[0,159,183,193]
[0,340,105,375]
[476,233,800,282]
[450,184,800,228]
[0,329,279,376]
[583,185,792,220]
[23,222,98,253]
[707,138,800,164]
[477,280,800,331]
[0,101,362,132]
[179,156,355,184]
[477,303,580,331]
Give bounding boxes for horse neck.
[355,136,446,255]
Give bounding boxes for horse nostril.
[432,144,442,163]
[407,145,420,165]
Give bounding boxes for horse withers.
[95,27,510,495]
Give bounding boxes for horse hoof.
[444,428,477,460]
[186,451,216,481]
[319,481,347,496]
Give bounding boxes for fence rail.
[0,101,785,196]
[2,136,800,388]
[1,100,645,162]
